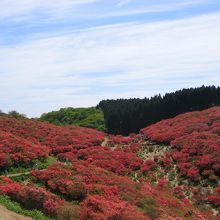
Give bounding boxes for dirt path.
[0,205,32,220]
[0,171,31,178]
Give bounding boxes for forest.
[98,85,220,135]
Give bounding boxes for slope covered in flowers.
[0,115,104,172]
[0,116,105,149]
[0,113,218,219]
[141,106,220,211]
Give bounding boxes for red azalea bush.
[140,106,220,213]
[107,134,143,154]
[0,178,63,216]
[30,162,208,219]
[141,106,220,143]
[31,163,158,218]
[0,109,217,219]
[157,178,168,188]
[80,195,150,220]
[0,178,21,194]
[0,116,105,150]
[141,160,156,174]
[207,195,220,207]
[0,131,49,168]
[76,146,143,174]
[141,107,220,182]
[108,135,135,146]
[0,153,7,168]
[0,115,105,172]
[207,187,220,207]
[171,132,220,179]
[52,145,74,155]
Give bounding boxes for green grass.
[10,174,30,183]
[33,156,58,170]
[8,166,31,174]
[0,195,54,220]
[7,157,58,175]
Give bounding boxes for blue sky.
[0,0,220,117]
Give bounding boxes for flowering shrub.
[207,195,220,207]
[207,187,220,207]
[81,195,150,220]
[108,135,135,146]
[30,162,209,219]
[0,178,63,216]
[31,163,158,218]
[0,131,49,168]
[172,132,220,179]
[157,178,168,188]
[187,168,200,181]
[76,146,143,174]
[141,106,220,143]
[0,153,7,168]
[0,116,105,150]
[0,110,216,219]
[141,160,156,174]
[141,107,220,182]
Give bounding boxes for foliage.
[0,130,49,170]
[0,178,64,216]
[141,106,220,211]
[57,203,80,220]
[8,111,26,119]
[0,195,54,220]
[0,108,217,219]
[0,115,104,149]
[76,146,143,175]
[141,107,220,180]
[98,85,220,135]
[40,107,105,131]
[33,157,58,170]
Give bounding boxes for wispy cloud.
[0,0,219,116]
[117,0,134,7]
[0,0,214,22]
[0,0,102,20]
[85,0,212,20]
[0,12,220,116]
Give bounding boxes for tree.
[8,110,26,119]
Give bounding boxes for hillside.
[0,108,219,219]
[40,107,105,131]
[141,107,220,214]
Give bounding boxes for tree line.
[98,85,220,135]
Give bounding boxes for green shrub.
[40,107,105,131]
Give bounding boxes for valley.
[0,106,219,219]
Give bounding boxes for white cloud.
[114,0,210,16]
[0,0,101,20]
[0,0,211,22]
[117,0,133,7]
[0,12,220,116]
